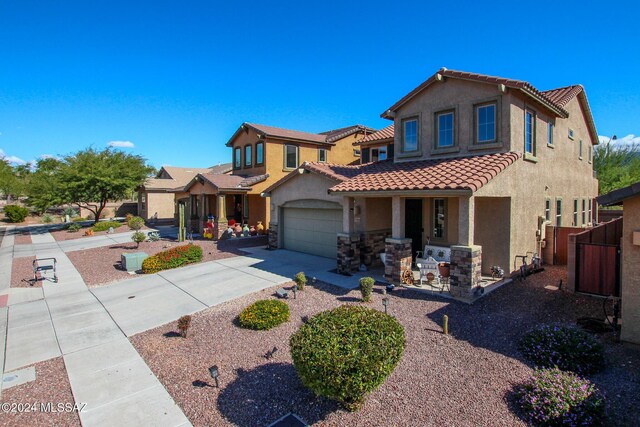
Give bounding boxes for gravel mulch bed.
[49,224,150,242]
[131,266,638,426]
[11,256,44,288]
[67,239,250,287]
[0,357,81,427]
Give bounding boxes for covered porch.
[337,194,511,302]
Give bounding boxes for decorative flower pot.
[438,262,450,278]
[256,221,264,234]
[249,225,257,236]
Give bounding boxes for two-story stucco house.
[180,123,374,235]
[264,68,599,301]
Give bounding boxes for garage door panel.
[283,208,341,259]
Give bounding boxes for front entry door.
[405,199,423,256]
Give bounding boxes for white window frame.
[547,121,554,146]
[435,111,455,149]
[284,145,299,170]
[244,145,252,167]
[402,117,419,153]
[581,199,586,225]
[579,140,583,160]
[545,199,551,221]
[573,199,579,226]
[476,103,496,144]
[234,147,241,169]
[318,148,327,163]
[568,128,574,140]
[525,110,536,155]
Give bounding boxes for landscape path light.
[208,365,220,388]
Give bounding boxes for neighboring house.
[353,124,395,164]
[137,164,231,223]
[265,68,599,301]
[597,182,640,345]
[180,123,374,235]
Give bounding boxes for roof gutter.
[327,189,473,197]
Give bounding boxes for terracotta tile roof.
[354,124,394,146]
[541,85,583,107]
[382,68,570,119]
[227,123,375,147]
[329,152,520,193]
[262,162,362,194]
[143,164,231,190]
[197,172,269,191]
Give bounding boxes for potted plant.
[438,262,450,278]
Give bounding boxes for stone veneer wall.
[337,233,360,274]
[268,222,278,249]
[384,238,412,284]
[449,245,482,302]
[215,219,228,240]
[360,230,392,267]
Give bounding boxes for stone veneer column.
[449,245,482,302]
[268,222,278,249]
[214,219,228,240]
[384,238,412,284]
[337,233,360,274]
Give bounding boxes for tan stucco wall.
[474,197,511,274]
[360,197,392,231]
[144,192,176,221]
[621,196,640,344]
[392,78,511,161]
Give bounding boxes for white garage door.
[283,207,342,258]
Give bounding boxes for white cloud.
[4,155,26,165]
[40,154,62,160]
[598,134,640,147]
[107,140,135,148]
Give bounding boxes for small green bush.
[4,205,29,223]
[141,244,202,274]
[290,305,405,411]
[42,213,53,223]
[131,231,146,247]
[67,223,82,232]
[72,217,86,222]
[239,299,290,330]
[294,271,307,291]
[516,367,607,426]
[359,277,375,302]
[146,231,160,242]
[92,220,122,232]
[519,324,605,374]
[127,216,145,230]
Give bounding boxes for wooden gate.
[575,243,620,296]
[554,227,583,265]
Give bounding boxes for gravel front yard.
[66,239,257,287]
[130,266,640,426]
[0,357,81,427]
[49,224,149,242]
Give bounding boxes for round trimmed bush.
[519,324,604,374]
[359,277,375,302]
[290,305,405,411]
[239,299,289,330]
[294,272,307,290]
[4,205,29,223]
[516,367,606,426]
[127,216,145,230]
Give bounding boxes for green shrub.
[239,299,290,330]
[146,231,160,242]
[141,244,202,273]
[290,305,405,411]
[516,367,607,426]
[359,277,375,302]
[294,271,307,291]
[42,213,53,223]
[72,216,86,222]
[67,223,82,232]
[92,220,122,232]
[519,324,605,374]
[131,231,146,248]
[4,205,29,223]
[127,216,145,230]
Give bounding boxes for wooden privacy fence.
[567,217,623,296]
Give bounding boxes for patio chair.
[416,256,439,287]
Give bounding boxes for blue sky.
[1,1,638,169]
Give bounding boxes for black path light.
[382,296,389,314]
[292,284,297,299]
[208,365,220,388]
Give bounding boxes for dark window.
[361,147,371,163]
[556,199,562,226]
[573,199,579,226]
[545,199,551,221]
[387,144,394,159]
[284,145,298,169]
[245,145,252,167]
[234,147,241,169]
[318,148,327,162]
[436,111,455,148]
[255,142,264,165]
[582,199,586,225]
[525,110,536,154]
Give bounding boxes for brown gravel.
[66,239,255,287]
[0,357,81,427]
[11,256,42,288]
[49,224,149,242]
[130,266,640,427]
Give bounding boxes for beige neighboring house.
[264,68,599,301]
[597,182,640,345]
[138,164,231,223]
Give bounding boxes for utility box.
[121,252,149,272]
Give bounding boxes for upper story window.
[234,147,241,169]
[547,121,554,146]
[476,104,496,144]
[573,199,579,226]
[545,199,551,221]
[581,199,586,225]
[318,148,327,163]
[402,118,418,152]
[244,145,252,167]
[568,128,575,140]
[579,140,583,160]
[371,147,387,162]
[588,198,593,223]
[255,142,264,165]
[284,145,298,169]
[525,110,536,155]
[436,111,455,148]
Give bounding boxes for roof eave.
[328,189,473,197]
